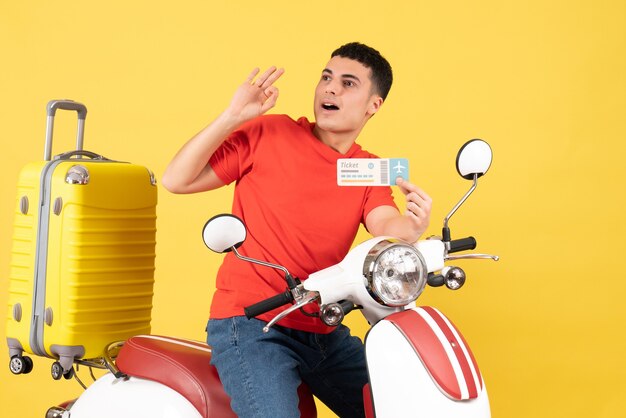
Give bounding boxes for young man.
[163,42,432,417]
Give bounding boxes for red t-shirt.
[208,114,397,333]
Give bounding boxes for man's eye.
[322,75,331,81]
[344,80,354,87]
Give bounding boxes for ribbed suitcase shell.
[7,159,157,367]
[6,101,157,374]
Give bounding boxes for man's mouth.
[321,102,340,111]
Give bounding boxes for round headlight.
[363,240,428,307]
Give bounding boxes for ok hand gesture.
[226,66,285,124]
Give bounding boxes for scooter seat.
[115,335,236,418]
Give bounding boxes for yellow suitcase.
[6,100,157,379]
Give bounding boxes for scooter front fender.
[67,373,202,418]
[364,306,490,418]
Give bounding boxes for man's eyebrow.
[322,68,361,83]
[342,74,361,83]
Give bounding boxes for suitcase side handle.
[44,100,88,161]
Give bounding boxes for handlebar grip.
[244,291,294,319]
[448,237,477,253]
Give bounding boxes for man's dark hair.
[331,42,393,100]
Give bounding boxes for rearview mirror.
[443,139,494,242]
[456,139,492,180]
[202,214,246,253]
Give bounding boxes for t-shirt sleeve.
[362,185,398,225]
[208,119,261,185]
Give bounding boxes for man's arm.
[365,178,432,243]
[162,66,284,194]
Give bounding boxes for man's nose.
[325,80,339,95]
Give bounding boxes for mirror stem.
[443,173,478,241]
[231,247,296,287]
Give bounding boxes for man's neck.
[312,125,362,155]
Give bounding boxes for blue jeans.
[207,317,367,418]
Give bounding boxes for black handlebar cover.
[244,291,294,319]
[448,237,477,253]
[427,273,445,287]
[338,300,357,315]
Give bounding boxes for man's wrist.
[219,108,254,131]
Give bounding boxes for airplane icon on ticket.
[393,161,406,174]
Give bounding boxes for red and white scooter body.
[304,236,490,417]
[365,306,489,418]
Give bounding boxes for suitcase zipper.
[30,159,65,357]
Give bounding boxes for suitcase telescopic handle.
[44,99,88,161]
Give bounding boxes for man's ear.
[367,95,384,116]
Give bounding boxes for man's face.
[313,56,383,135]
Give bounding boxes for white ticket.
[337,158,409,186]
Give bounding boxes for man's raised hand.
[226,66,285,124]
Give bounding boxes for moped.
[46,139,497,418]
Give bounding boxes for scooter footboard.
[364,306,490,418]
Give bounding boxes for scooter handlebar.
[244,290,294,319]
[448,237,477,253]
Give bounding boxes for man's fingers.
[260,67,284,88]
[246,68,261,83]
[394,178,432,235]
[260,86,280,113]
[406,191,432,209]
[396,177,417,195]
[404,186,432,231]
[406,201,427,220]
[252,66,284,88]
[405,203,430,234]
[416,188,432,203]
[396,178,432,202]
[406,201,426,218]
[253,66,276,86]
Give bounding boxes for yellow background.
[1,1,624,416]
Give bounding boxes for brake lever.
[262,291,320,333]
[445,253,499,261]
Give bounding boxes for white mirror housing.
[202,214,247,253]
[456,139,493,180]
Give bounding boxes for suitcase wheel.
[63,367,75,380]
[9,355,33,375]
[51,361,63,380]
[51,361,75,380]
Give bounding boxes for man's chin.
[313,115,340,131]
